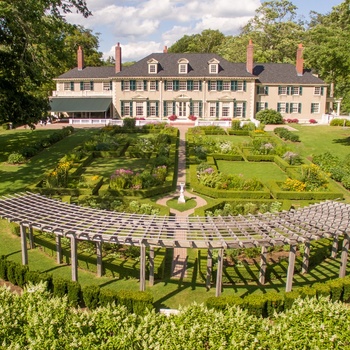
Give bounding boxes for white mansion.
[50,42,329,124]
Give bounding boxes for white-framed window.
[277,102,287,113]
[192,102,200,116]
[103,82,111,91]
[81,81,93,90]
[149,102,157,117]
[222,103,230,117]
[148,64,157,74]
[209,64,218,74]
[257,102,267,111]
[209,102,216,117]
[223,81,230,91]
[278,86,287,95]
[292,86,300,95]
[257,86,268,95]
[64,82,74,91]
[234,103,244,117]
[311,103,320,113]
[193,81,200,91]
[179,63,187,74]
[166,81,173,91]
[136,102,143,116]
[166,102,174,115]
[291,103,299,113]
[179,81,187,91]
[136,81,143,91]
[150,81,157,91]
[209,81,217,91]
[123,81,130,91]
[123,102,131,117]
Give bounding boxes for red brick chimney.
[296,43,304,76]
[115,42,122,73]
[246,39,254,74]
[77,45,84,71]
[163,45,168,53]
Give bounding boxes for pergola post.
[301,241,311,274]
[259,246,267,284]
[20,224,28,265]
[215,249,224,297]
[56,235,62,264]
[149,247,154,287]
[285,244,297,292]
[339,233,350,278]
[206,248,213,290]
[140,243,146,291]
[96,241,103,277]
[331,237,339,258]
[28,226,34,249]
[70,234,78,282]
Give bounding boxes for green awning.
[49,98,112,112]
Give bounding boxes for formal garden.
[1,120,350,347]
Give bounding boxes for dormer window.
[208,58,220,74]
[147,58,159,74]
[178,58,189,74]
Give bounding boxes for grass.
[216,160,288,182]
[166,197,197,211]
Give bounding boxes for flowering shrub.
[110,168,134,189]
[285,118,299,123]
[188,115,197,121]
[152,165,167,183]
[283,151,302,165]
[282,178,306,192]
[168,114,177,121]
[309,119,317,124]
[300,164,328,190]
[45,161,73,188]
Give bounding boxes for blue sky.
[66,0,344,62]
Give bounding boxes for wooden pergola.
[0,192,349,296]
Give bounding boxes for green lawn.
[216,160,288,182]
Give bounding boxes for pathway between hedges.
[156,124,208,278]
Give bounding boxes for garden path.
[156,124,208,278]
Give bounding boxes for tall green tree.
[0,0,93,126]
[304,1,350,112]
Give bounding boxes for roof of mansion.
[56,53,325,85]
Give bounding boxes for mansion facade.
[50,42,329,123]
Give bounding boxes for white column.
[28,226,34,249]
[140,244,146,291]
[149,247,154,286]
[70,234,78,282]
[286,244,296,292]
[339,233,350,278]
[56,235,62,264]
[20,224,28,265]
[331,237,339,258]
[301,241,311,274]
[215,249,224,297]
[206,248,213,290]
[96,241,103,277]
[259,246,267,284]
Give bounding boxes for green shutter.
[173,80,179,91]
[70,82,74,91]
[243,102,246,118]
[278,86,282,95]
[173,101,176,115]
[121,81,124,91]
[198,101,202,117]
[216,102,219,118]
[287,86,291,95]
[147,101,150,116]
[208,81,211,91]
[298,103,302,114]
[144,80,148,91]
[164,80,167,91]
[187,80,193,91]
[321,86,324,96]
[299,86,303,95]
[109,81,113,90]
[121,101,124,117]
[163,101,167,117]
[265,86,269,95]
[286,103,289,113]
[234,102,237,117]
[311,104,314,113]
[90,81,94,91]
[256,102,260,112]
[156,102,159,116]
[277,103,281,112]
[190,101,193,115]
[155,81,159,91]
[231,80,237,91]
[130,102,133,117]
[243,81,247,91]
[217,81,223,91]
[80,82,83,91]
[265,102,268,109]
[257,86,260,94]
[130,80,136,91]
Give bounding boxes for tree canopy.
[0,0,101,126]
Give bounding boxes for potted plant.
[188,115,197,121]
[168,114,177,121]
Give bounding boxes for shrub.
[327,279,344,301]
[284,290,300,310]
[255,109,284,124]
[231,120,241,130]
[53,277,68,298]
[206,295,244,310]
[243,294,267,317]
[265,292,284,317]
[168,114,177,121]
[15,264,28,288]
[99,288,117,307]
[82,285,100,309]
[123,117,136,129]
[67,281,81,307]
[309,119,317,124]
[132,292,154,315]
[7,152,26,164]
[0,256,8,280]
[188,115,197,121]
[313,282,331,298]
[117,290,134,313]
[330,118,350,127]
[341,175,350,190]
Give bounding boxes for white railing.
[195,120,232,127]
[69,118,113,125]
[52,91,113,97]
